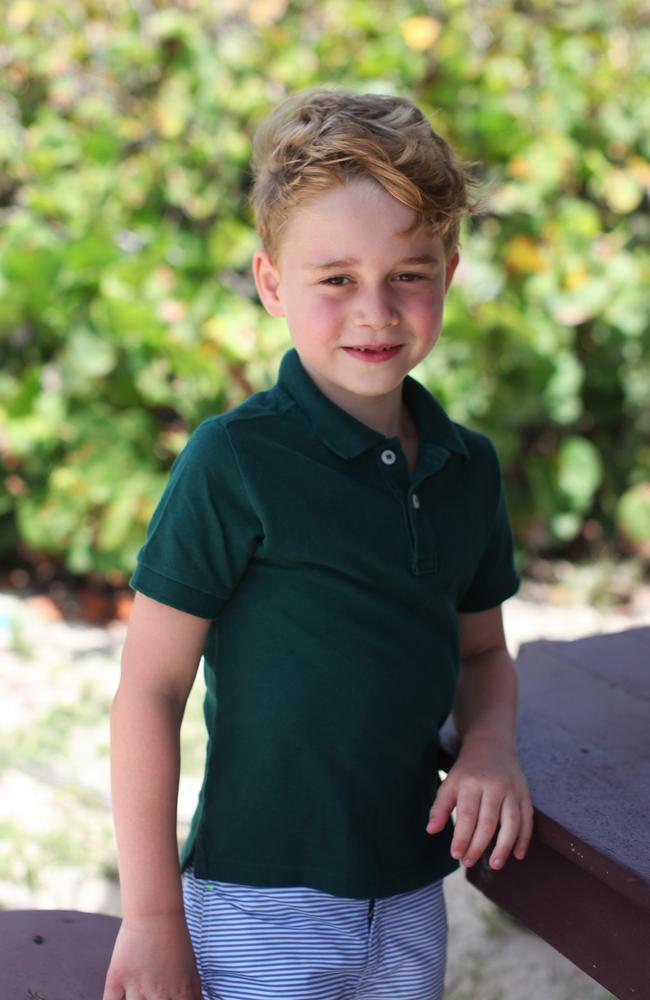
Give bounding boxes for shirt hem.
[185,851,459,900]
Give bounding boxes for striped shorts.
[182,866,447,999]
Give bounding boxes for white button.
[412,494,420,509]
[380,449,396,465]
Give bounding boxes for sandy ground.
[2,576,648,999]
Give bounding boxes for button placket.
[409,477,440,575]
[376,444,414,561]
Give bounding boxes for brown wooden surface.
[0,909,120,1000]
[441,625,650,1000]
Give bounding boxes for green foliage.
[617,483,650,555]
[1,0,648,580]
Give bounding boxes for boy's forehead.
[292,179,412,224]
[293,228,447,270]
[304,250,443,272]
[273,178,449,268]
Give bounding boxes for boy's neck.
[348,393,415,442]
[341,388,419,478]
[303,364,415,442]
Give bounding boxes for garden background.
[0,1,648,997]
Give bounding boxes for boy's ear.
[444,249,460,293]
[252,250,286,317]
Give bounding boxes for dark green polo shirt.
[130,348,520,898]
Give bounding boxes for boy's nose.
[353,289,399,330]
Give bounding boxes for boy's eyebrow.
[305,254,440,271]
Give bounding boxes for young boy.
[103,88,533,1000]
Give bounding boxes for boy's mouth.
[342,345,402,362]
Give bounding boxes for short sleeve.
[457,449,520,614]
[130,419,262,619]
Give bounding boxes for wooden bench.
[441,625,650,1000]
[1,627,648,999]
[0,908,119,999]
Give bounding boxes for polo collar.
[277,348,469,462]
[402,373,470,462]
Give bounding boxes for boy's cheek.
[286,300,341,337]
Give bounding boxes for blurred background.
[0,2,648,997]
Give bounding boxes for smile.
[342,345,402,362]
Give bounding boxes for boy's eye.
[321,273,427,286]
[321,275,350,286]
[395,272,425,282]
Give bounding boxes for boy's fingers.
[513,798,535,860]
[425,779,457,832]
[102,981,125,1000]
[449,785,482,859]
[486,796,521,869]
[456,790,502,866]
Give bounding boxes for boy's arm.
[103,591,211,1000]
[425,605,534,871]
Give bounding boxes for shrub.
[1,0,648,580]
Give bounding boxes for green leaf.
[61,328,118,382]
[557,437,603,514]
[544,352,583,424]
[550,512,582,541]
[208,220,259,270]
[617,484,650,552]
[97,484,143,552]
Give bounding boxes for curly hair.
[250,87,480,263]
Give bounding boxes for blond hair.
[250,87,480,262]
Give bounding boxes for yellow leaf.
[504,236,547,275]
[249,0,288,26]
[400,17,441,51]
[152,104,185,139]
[8,0,34,31]
[603,168,643,214]
[563,266,588,291]
[628,156,650,190]
[119,118,148,142]
[51,467,80,494]
[508,156,532,181]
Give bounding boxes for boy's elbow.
[111,674,187,730]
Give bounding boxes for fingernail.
[451,848,462,859]
[491,857,502,869]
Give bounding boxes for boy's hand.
[425,737,533,871]
[102,911,202,1000]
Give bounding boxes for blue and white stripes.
[183,867,447,999]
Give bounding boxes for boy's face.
[253,178,458,414]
